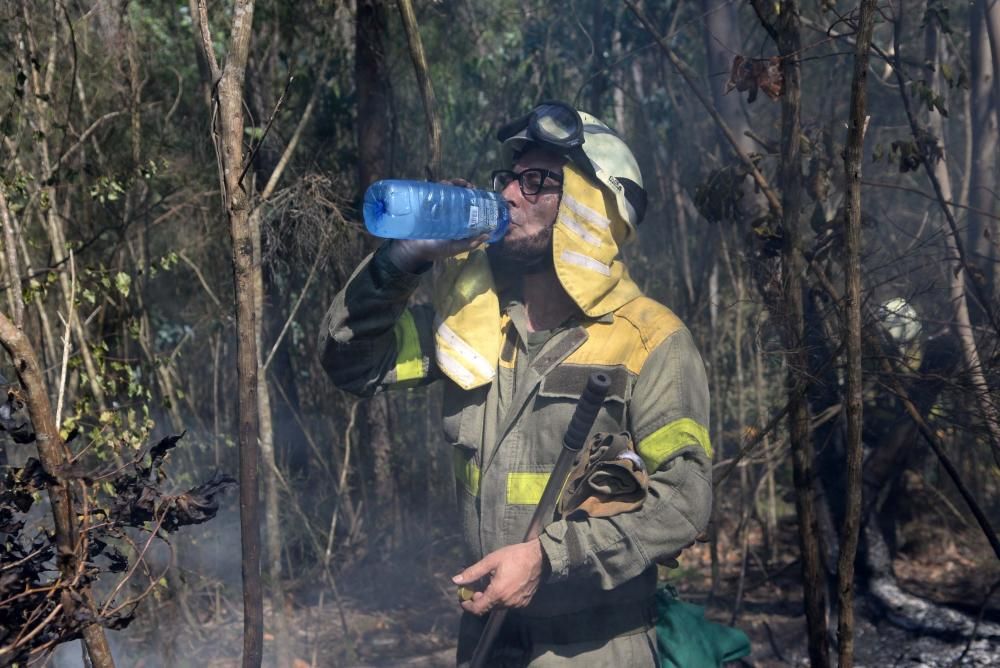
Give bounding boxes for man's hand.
[387,235,488,273]
[452,539,546,616]
[385,177,486,273]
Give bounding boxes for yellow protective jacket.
[319,243,713,627]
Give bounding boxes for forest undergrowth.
[49,468,999,668]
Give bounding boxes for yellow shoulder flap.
[565,297,684,375]
[431,248,501,389]
[615,297,685,353]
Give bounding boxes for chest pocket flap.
[536,364,630,429]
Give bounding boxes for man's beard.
[488,225,554,274]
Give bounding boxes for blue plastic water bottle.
[363,180,509,242]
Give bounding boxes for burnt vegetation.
[1,429,232,665]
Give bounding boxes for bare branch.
[195,0,221,84]
[238,75,293,190]
[862,179,1000,221]
[260,56,331,201]
[262,245,324,371]
[397,0,442,179]
[44,111,126,182]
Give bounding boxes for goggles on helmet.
[496,101,585,150]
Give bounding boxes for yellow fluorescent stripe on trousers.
[637,418,712,472]
[392,310,424,382]
[453,450,480,496]
[506,472,550,505]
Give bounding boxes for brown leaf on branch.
[757,57,784,100]
[725,55,784,103]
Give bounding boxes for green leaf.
[940,62,954,85]
[115,272,131,298]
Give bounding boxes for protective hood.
[501,109,647,235]
[432,163,640,390]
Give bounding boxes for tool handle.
[562,372,611,452]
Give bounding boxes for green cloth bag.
[654,587,752,668]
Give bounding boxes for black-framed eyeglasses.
[491,168,564,196]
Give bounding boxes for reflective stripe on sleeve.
[637,417,712,472]
[437,348,477,388]
[506,472,550,505]
[435,317,496,381]
[392,310,425,383]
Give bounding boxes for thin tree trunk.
[356,0,390,190]
[243,50,331,668]
[984,0,1000,143]
[971,0,1000,300]
[0,191,24,329]
[754,344,778,563]
[357,0,401,553]
[612,16,627,132]
[720,230,753,585]
[763,2,831,664]
[722,231,751,557]
[251,209,293,667]
[11,200,58,375]
[192,2,263,666]
[921,6,1000,468]
[838,2,877,665]
[707,261,721,599]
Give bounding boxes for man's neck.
[521,268,579,333]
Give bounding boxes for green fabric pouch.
[655,587,752,668]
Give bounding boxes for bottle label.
[468,200,501,234]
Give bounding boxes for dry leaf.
[725,55,784,103]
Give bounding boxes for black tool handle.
[469,372,610,668]
[563,372,611,452]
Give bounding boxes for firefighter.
[321,102,712,666]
